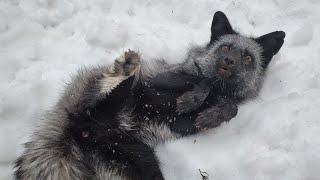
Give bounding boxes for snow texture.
[0,0,320,179]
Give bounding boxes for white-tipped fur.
[15,55,133,179]
[137,58,171,83]
[117,106,137,131]
[94,161,129,180]
[138,122,180,148]
[100,74,129,95]
[14,108,87,180]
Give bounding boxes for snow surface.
[0,0,320,179]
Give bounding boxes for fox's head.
[194,11,285,98]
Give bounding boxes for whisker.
[222,79,226,92]
[212,78,220,85]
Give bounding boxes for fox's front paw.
[195,102,238,131]
[176,79,212,114]
[113,49,141,76]
[176,91,198,115]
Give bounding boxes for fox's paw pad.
[114,49,141,76]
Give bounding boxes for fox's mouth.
[217,66,232,78]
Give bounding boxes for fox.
[14,11,285,180]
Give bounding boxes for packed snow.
[1,0,320,179]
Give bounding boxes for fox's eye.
[244,55,252,63]
[221,45,230,53]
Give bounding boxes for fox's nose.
[223,57,235,66]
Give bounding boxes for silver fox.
[14,11,285,180]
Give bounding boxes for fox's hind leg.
[69,49,142,141]
[14,50,142,180]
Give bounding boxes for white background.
[1,0,320,179]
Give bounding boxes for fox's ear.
[209,11,235,45]
[255,31,286,68]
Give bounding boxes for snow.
[0,0,320,179]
